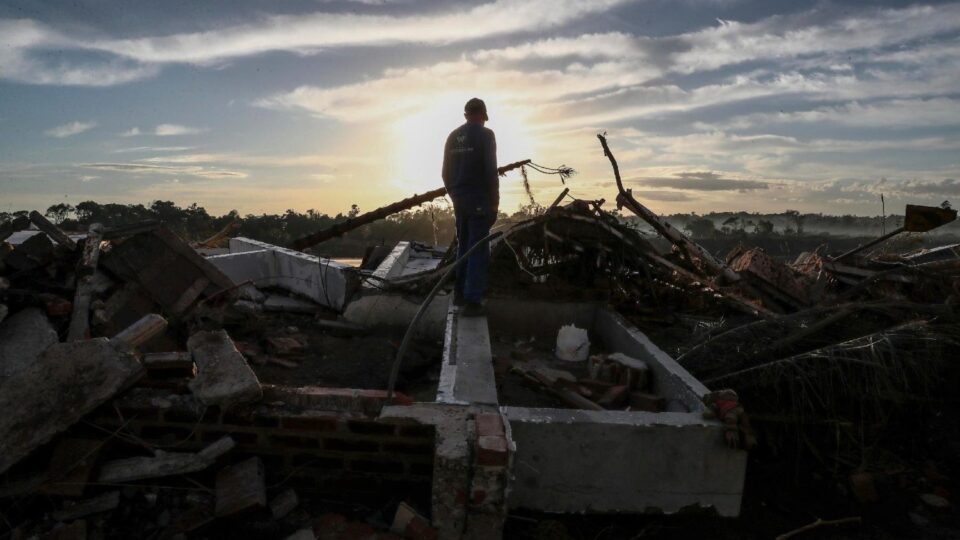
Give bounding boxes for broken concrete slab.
[0,307,58,377]
[98,436,235,483]
[206,237,352,311]
[51,491,120,522]
[269,488,299,519]
[0,335,150,475]
[187,330,263,407]
[215,456,266,517]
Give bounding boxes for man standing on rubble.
[442,98,499,317]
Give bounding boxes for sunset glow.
[2,1,959,216]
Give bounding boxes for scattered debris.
[98,436,235,483]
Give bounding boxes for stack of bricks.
[87,386,433,502]
[464,411,511,539]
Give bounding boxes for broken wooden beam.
[597,135,742,284]
[289,159,531,250]
[111,313,168,350]
[28,210,76,250]
[67,224,105,341]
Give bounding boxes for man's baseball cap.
[464,98,489,121]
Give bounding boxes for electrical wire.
[385,229,504,400]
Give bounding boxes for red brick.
[850,472,879,503]
[375,534,404,540]
[314,513,348,539]
[339,522,376,540]
[476,435,508,467]
[404,517,438,540]
[266,336,306,356]
[471,489,487,505]
[348,420,396,436]
[282,415,341,432]
[475,413,504,438]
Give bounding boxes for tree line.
[4,201,955,259]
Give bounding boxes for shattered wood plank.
[152,226,235,291]
[0,333,152,474]
[188,330,262,407]
[77,223,104,275]
[169,277,209,314]
[98,436,235,483]
[102,227,235,315]
[67,225,105,341]
[28,210,76,250]
[52,491,120,522]
[111,313,169,350]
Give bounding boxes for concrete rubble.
[0,160,958,539]
[98,436,236,483]
[187,330,263,407]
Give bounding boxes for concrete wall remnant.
[206,237,352,311]
[441,298,748,518]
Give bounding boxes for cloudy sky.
[2,0,959,217]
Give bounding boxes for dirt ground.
[223,311,442,401]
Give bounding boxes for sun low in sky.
[1,0,959,217]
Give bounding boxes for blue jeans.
[454,201,496,303]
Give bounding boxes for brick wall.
[87,386,434,502]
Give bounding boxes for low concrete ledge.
[503,406,746,516]
[436,307,498,406]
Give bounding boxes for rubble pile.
[1,135,958,538]
[0,215,439,540]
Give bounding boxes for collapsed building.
[0,136,958,539]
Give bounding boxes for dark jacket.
[441,122,498,210]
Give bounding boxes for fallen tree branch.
[289,159,531,251]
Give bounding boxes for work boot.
[452,290,467,307]
[461,302,485,317]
